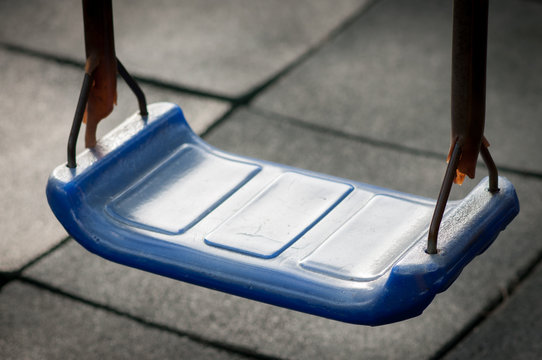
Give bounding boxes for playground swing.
[47,0,519,325]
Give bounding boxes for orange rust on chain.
[82,0,117,148]
[448,0,489,185]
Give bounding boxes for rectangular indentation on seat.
[204,172,353,258]
[106,144,261,234]
[300,195,433,281]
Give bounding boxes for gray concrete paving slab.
[0,48,228,272]
[24,108,538,359]
[0,0,371,97]
[0,281,250,360]
[254,0,542,174]
[445,263,542,360]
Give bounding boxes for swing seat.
[46,103,519,325]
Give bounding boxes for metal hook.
[480,142,499,193]
[117,58,148,117]
[426,140,500,254]
[67,71,94,168]
[66,61,147,168]
[426,142,462,254]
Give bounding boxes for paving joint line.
[18,236,73,274]
[16,249,541,360]
[201,0,382,137]
[250,106,542,181]
[236,0,381,106]
[430,247,542,359]
[17,276,285,360]
[0,41,83,69]
[0,236,72,290]
[0,41,235,103]
[0,275,10,289]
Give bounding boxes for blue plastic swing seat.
[47,103,519,325]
